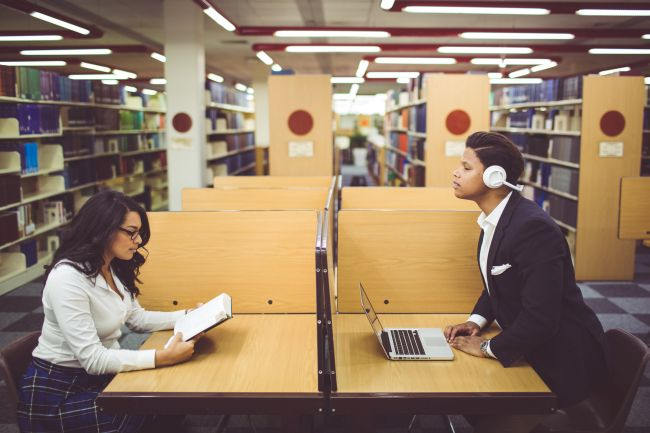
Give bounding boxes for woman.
[17,190,197,433]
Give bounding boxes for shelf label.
[598,141,623,158]
[288,140,314,158]
[445,140,465,157]
[170,136,193,150]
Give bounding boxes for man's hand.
[449,335,487,358]
[443,321,480,343]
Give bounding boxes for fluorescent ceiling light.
[0,35,63,41]
[333,93,354,100]
[576,9,650,16]
[599,66,631,75]
[69,74,124,80]
[375,57,456,64]
[208,73,224,83]
[271,64,282,72]
[113,69,137,79]
[396,77,410,84]
[530,61,558,72]
[349,83,360,96]
[645,77,650,85]
[142,89,157,95]
[380,0,395,10]
[490,78,543,84]
[247,87,254,94]
[80,62,110,72]
[460,32,574,40]
[235,83,248,92]
[124,85,137,93]
[644,35,650,40]
[150,78,167,85]
[403,6,549,15]
[0,60,66,66]
[246,94,254,101]
[471,58,552,66]
[509,68,531,78]
[30,11,90,35]
[331,77,365,84]
[589,48,650,55]
[203,7,236,31]
[355,59,369,77]
[102,79,118,85]
[285,45,381,53]
[256,51,274,65]
[487,72,503,79]
[366,71,420,78]
[439,46,533,54]
[21,48,111,55]
[274,30,390,38]
[151,52,166,63]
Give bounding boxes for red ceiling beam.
[386,1,650,14]
[251,43,650,54]
[0,0,103,38]
[239,26,648,39]
[191,0,237,28]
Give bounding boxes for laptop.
[360,283,454,361]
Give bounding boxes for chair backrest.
[0,331,40,405]
[596,329,649,432]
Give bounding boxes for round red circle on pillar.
[172,112,192,133]
[288,110,314,135]
[445,109,471,135]
[600,110,625,137]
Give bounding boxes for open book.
[164,293,232,348]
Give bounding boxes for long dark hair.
[45,189,151,298]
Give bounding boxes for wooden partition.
[341,187,478,210]
[268,75,333,176]
[212,175,333,189]
[425,74,490,187]
[337,210,481,313]
[138,211,317,313]
[619,176,650,240]
[182,187,328,211]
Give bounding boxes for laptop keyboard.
[391,329,425,356]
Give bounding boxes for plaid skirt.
[16,357,148,433]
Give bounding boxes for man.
[445,131,608,433]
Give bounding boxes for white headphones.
[483,165,524,192]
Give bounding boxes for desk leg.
[283,415,313,433]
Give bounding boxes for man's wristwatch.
[479,339,490,358]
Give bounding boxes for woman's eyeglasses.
[117,227,141,241]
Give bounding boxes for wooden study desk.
[97,315,321,415]
[330,314,556,415]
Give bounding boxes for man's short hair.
[465,132,525,184]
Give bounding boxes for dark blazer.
[471,192,607,408]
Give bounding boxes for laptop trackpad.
[424,336,448,347]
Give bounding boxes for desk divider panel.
[181,187,329,211]
[212,175,333,189]
[337,210,482,313]
[619,177,650,240]
[139,211,318,313]
[341,187,478,211]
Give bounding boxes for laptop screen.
[360,283,384,337]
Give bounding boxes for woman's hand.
[155,333,195,367]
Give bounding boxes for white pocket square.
[491,263,512,276]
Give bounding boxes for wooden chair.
[0,331,40,405]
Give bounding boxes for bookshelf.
[383,74,489,187]
[490,75,645,280]
[642,86,649,176]
[204,80,258,184]
[0,65,169,295]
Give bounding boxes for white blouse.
[32,260,185,375]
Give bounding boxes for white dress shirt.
[467,192,512,359]
[32,260,185,375]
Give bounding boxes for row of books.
[206,133,255,157]
[509,133,581,164]
[524,160,580,196]
[386,105,426,132]
[0,175,21,206]
[491,76,583,106]
[0,199,66,246]
[206,109,250,132]
[523,187,578,229]
[388,131,425,162]
[385,151,425,186]
[494,107,581,132]
[206,152,256,182]
[386,75,426,110]
[58,133,164,159]
[0,104,61,135]
[206,81,251,108]
[0,141,39,173]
